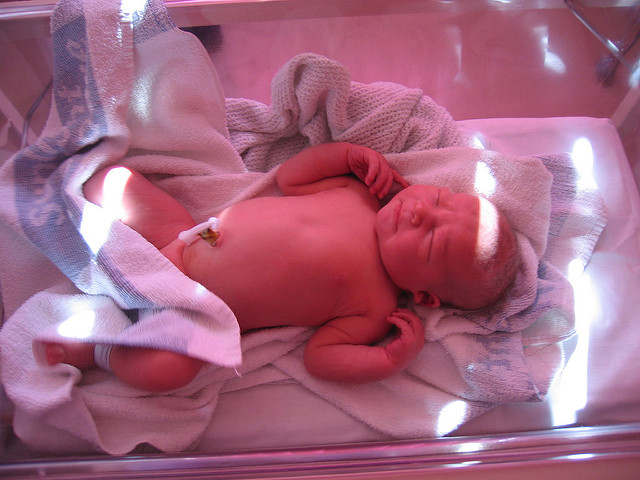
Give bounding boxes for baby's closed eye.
[419,230,435,263]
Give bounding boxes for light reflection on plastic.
[457,442,483,453]
[447,460,482,468]
[544,51,566,75]
[571,137,597,191]
[566,453,595,461]
[629,59,639,88]
[550,258,596,426]
[57,310,97,338]
[451,27,465,86]
[436,400,467,436]
[535,26,567,75]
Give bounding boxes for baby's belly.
[181,192,382,331]
[182,224,354,331]
[205,256,348,332]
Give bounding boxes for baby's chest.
[243,228,379,297]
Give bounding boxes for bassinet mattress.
[195,116,640,450]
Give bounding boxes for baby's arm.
[277,142,408,197]
[304,309,425,383]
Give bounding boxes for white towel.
[0,0,244,368]
[0,0,253,454]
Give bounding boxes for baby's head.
[376,184,519,310]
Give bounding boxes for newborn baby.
[45,142,519,391]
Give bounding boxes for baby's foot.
[44,342,97,369]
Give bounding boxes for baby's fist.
[383,309,425,369]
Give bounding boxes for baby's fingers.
[370,167,395,198]
[386,311,409,331]
[387,309,425,340]
[370,168,409,198]
[384,309,425,366]
[363,159,379,186]
[393,170,410,189]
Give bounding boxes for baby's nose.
[411,201,430,226]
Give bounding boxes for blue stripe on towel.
[13,12,106,279]
[131,0,176,45]
[536,154,578,241]
[11,0,156,313]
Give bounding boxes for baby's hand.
[383,309,425,370]
[347,145,409,198]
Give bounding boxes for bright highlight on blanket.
[0,0,607,455]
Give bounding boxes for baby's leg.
[83,166,196,249]
[78,172,204,390]
[44,342,204,392]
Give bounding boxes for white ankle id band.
[94,344,113,371]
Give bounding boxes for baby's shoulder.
[345,265,399,315]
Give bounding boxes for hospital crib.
[1,0,640,478]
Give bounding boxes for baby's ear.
[412,291,441,308]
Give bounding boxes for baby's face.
[376,185,498,306]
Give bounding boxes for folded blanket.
[0,0,606,454]
[226,53,465,172]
